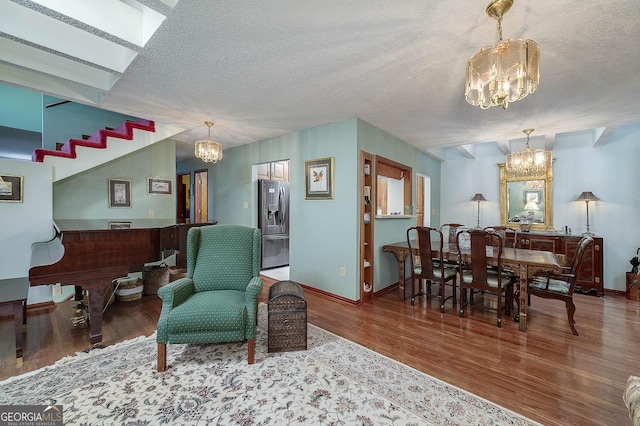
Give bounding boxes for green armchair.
[156,224,263,372]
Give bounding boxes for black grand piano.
[29,222,212,344]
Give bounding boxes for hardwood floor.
[1,277,638,425]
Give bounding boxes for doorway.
[194,169,208,223]
[176,172,191,223]
[416,174,431,227]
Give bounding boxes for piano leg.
[87,290,105,344]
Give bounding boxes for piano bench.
[0,277,29,365]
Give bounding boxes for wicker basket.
[143,263,170,295]
[115,277,143,302]
[169,268,187,283]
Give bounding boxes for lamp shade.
[471,193,487,202]
[524,200,540,211]
[575,191,600,202]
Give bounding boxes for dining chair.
[527,235,593,335]
[457,229,515,327]
[483,226,519,310]
[407,226,457,312]
[441,223,467,245]
[483,226,517,248]
[439,223,468,268]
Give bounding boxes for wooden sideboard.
[506,232,604,296]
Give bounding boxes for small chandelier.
[505,129,552,178]
[465,0,540,110]
[195,121,223,163]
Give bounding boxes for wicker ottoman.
[268,280,307,353]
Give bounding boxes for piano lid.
[30,222,64,269]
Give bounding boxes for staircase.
[32,119,184,181]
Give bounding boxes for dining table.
[381,239,563,332]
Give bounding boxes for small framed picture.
[524,190,541,205]
[0,174,23,202]
[109,222,132,230]
[148,177,173,195]
[109,179,131,208]
[305,157,334,200]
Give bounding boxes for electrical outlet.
[243,201,249,209]
[52,283,62,296]
[340,267,346,277]
[148,210,155,218]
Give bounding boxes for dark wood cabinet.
[507,232,603,296]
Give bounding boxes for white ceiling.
[2,0,640,161]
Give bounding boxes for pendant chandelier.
[195,121,223,163]
[465,0,540,110]
[505,129,552,178]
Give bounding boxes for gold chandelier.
[195,121,223,163]
[465,0,540,110]
[505,129,552,177]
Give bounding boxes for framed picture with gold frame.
[109,179,131,208]
[0,174,23,202]
[304,157,334,200]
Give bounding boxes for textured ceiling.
[3,0,640,160]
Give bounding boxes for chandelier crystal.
[505,129,552,178]
[465,0,540,110]
[195,121,223,163]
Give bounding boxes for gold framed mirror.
[499,163,553,231]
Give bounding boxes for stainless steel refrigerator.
[258,179,290,269]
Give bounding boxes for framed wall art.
[524,190,541,205]
[0,174,23,202]
[109,179,131,208]
[148,177,173,195]
[304,157,334,200]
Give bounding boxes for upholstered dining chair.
[407,226,457,311]
[156,224,263,372]
[528,235,593,336]
[457,229,514,327]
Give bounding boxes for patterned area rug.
[1,305,539,425]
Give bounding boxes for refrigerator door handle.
[278,187,286,226]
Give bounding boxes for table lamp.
[575,191,600,235]
[471,193,486,228]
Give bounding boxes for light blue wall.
[53,139,177,229]
[191,119,360,299]
[441,123,640,292]
[42,95,139,150]
[356,119,442,291]
[0,84,42,132]
[0,158,53,281]
[177,118,442,301]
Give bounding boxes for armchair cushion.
[530,276,571,295]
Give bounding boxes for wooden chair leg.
[566,299,579,336]
[247,338,255,364]
[157,343,167,372]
